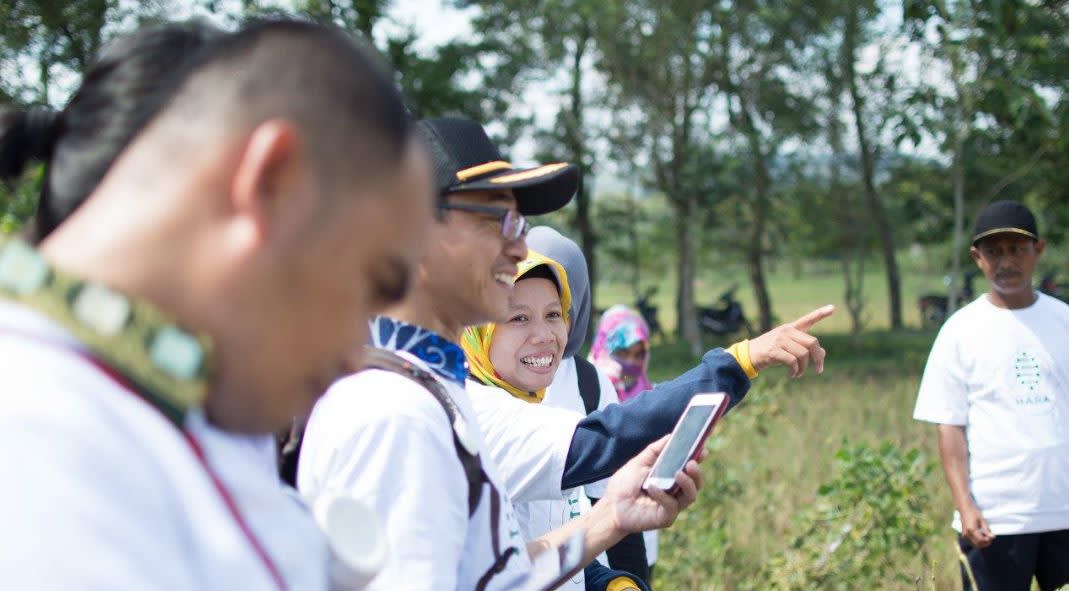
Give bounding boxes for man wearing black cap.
[914,201,1069,590]
[298,117,704,591]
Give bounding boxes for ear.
[229,120,303,242]
[969,245,982,266]
[1035,239,1046,256]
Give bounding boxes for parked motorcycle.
[917,272,977,328]
[1040,272,1068,302]
[697,284,753,338]
[636,287,665,340]
[591,287,665,341]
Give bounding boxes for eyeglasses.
[439,202,529,241]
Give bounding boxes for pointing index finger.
[791,304,836,332]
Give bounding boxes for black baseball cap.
[972,200,1039,245]
[417,117,578,215]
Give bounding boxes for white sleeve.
[0,396,194,590]
[913,320,968,426]
[300,377,469,591]
[582,368,621,499]
[468,382,581,503]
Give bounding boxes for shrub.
[760,441,937,590]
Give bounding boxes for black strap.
[474,488,520,591]
[277,419,302,487]
[574,356,601,416]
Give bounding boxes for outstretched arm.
[563,306,834,489]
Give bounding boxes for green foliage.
[761,441,937,589]
[0,0,116,103]
[902,0,1069,242]
[1,166,41,234]
[655,434,744,586]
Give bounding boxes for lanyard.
[3,328,288,591]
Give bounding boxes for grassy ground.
[596,259,949,334]
[646,332,962,589]
[593,261,971,589]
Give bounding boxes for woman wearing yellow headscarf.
[462,250,573,404]
[462,250,646,591]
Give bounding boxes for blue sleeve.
[584,559,650,591]
[562,348,750,488]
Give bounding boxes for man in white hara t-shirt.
[914,201,1069,591]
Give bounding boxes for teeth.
[522,356,553,368]
[494,273,515,286]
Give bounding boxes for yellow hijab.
[462,250,572,403]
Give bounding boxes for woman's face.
[611,340,648,367]
[488,276,568,392]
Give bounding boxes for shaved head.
[158,19,412,192]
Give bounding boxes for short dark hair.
[517,264,562,296]
[163,18,412,194]
[0,17,412,242]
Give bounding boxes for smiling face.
[421,190,528,329]
[971,233,1045,308]
[488,276,568,392]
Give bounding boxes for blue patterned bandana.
[370,316,469,386]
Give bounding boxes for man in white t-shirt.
[914,201,1069,591]
[0,20,434,588]
[298,117,704,591]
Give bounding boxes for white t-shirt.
[547,358,658,567]
[0,300,329,590]
[542,357,619,500]
[914,292,1069,535]
[476,357,614,589]
[299,352,577,591]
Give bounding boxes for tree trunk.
[38,50,51,104]
[746,227,772,332]
[566,28,598,320]
[824,54,865,336]
[738,100,774,332]
[947,44,970,314]
[627,190,641,300]
[675,192,701,355]
[845,7,902,329]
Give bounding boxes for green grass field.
[596,258,950,334]
[594,261,972,589]
[647,335,962,589]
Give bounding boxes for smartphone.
[642,392,730,493]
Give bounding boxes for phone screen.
[651,404,716,479]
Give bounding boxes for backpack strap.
[574,356,601,416]
[474,488,521,591]
[362,347,486,516]
[363,347,520,587]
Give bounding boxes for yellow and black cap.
[972,200,1039,245]
[418,117,578,215]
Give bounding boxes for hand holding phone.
[642,393,729,493]
[597,428,707,537]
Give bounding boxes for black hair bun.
[0,105,59,180]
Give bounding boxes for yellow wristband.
[727,340,759,379]
[606,576,641,591]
